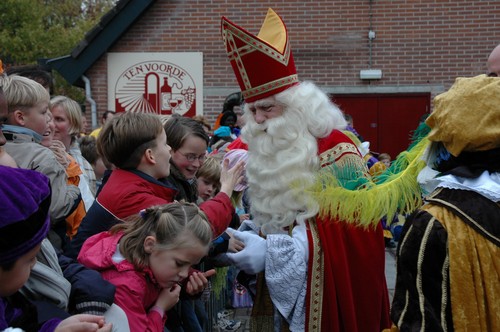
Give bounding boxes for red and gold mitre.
[221,8,299,102]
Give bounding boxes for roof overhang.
[43,0,156,88]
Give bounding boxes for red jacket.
[98,169,235,236]
[78,231,165,332]
[98,169,177,220]
[68,169,234,258]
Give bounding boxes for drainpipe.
[81,75,97,129]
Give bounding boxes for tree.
[0,0,116,100]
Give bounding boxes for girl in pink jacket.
[78,202,213,332]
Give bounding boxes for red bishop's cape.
[305,130,391,331]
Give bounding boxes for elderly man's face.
[247,96,284,124]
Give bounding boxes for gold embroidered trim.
[427,188,500,244]
[307,219,324,331]
[224,31,252,90]
[319,143,371,183]
[243,74,299,100]
[319,143,359,168]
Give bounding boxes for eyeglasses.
[179,151,206,163]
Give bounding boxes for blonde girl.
[78,202,214,332]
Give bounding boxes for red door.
[331,94,430,159]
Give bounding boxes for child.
[78,202,213,332]
[196,155,222,203]
[66,112,242,259]
[163,114,243,235]
[1,75,80,250]
[196,154,244,331]
[0,165,111,331]
[65,111,175,258]
[209,110,240,152]
[0,86,17,168]
[378,152,391,168]
[369,152,392,179]
[78,135,108,190]
[164,115,243,332]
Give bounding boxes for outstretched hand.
[219,159,245,197]
[226,230,245,253]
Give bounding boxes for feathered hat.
[221,8,299,102]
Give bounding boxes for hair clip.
[139,209,147,219]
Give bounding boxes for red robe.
[305,130,391,331]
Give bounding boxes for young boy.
[378,153,392,168]
[0,75,80,249]
[66,111,242,259]
[78,135,109,191]
[0,165,111,331]
[196,155,222,203]
[0,86,17,167]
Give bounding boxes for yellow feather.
[307,137,430,227]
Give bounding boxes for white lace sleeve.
[265,225,308,331]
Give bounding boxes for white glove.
[226,230,267,274]
[238,219,260,234]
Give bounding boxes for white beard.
[242,106,320,234]
[241,82,346,234]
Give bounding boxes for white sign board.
[107,52,203,117]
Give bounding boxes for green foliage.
[0,0,116,99]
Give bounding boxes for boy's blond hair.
[49,95,83,139]
[196,155,221,191]
[97,112,163,169]
[0,75,49,113]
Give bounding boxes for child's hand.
[55,314,112,332]
[185,270,216,295]
[228,233,245,253]
[239,213,250,223]
[219,159,244,197]
[49,140,70,169]
[156,284,181,312]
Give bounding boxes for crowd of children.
[0,67,248,331]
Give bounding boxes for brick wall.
[84,0,500,127]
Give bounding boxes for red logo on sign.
[114,60,196,117]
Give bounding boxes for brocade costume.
[392,186,500,331]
